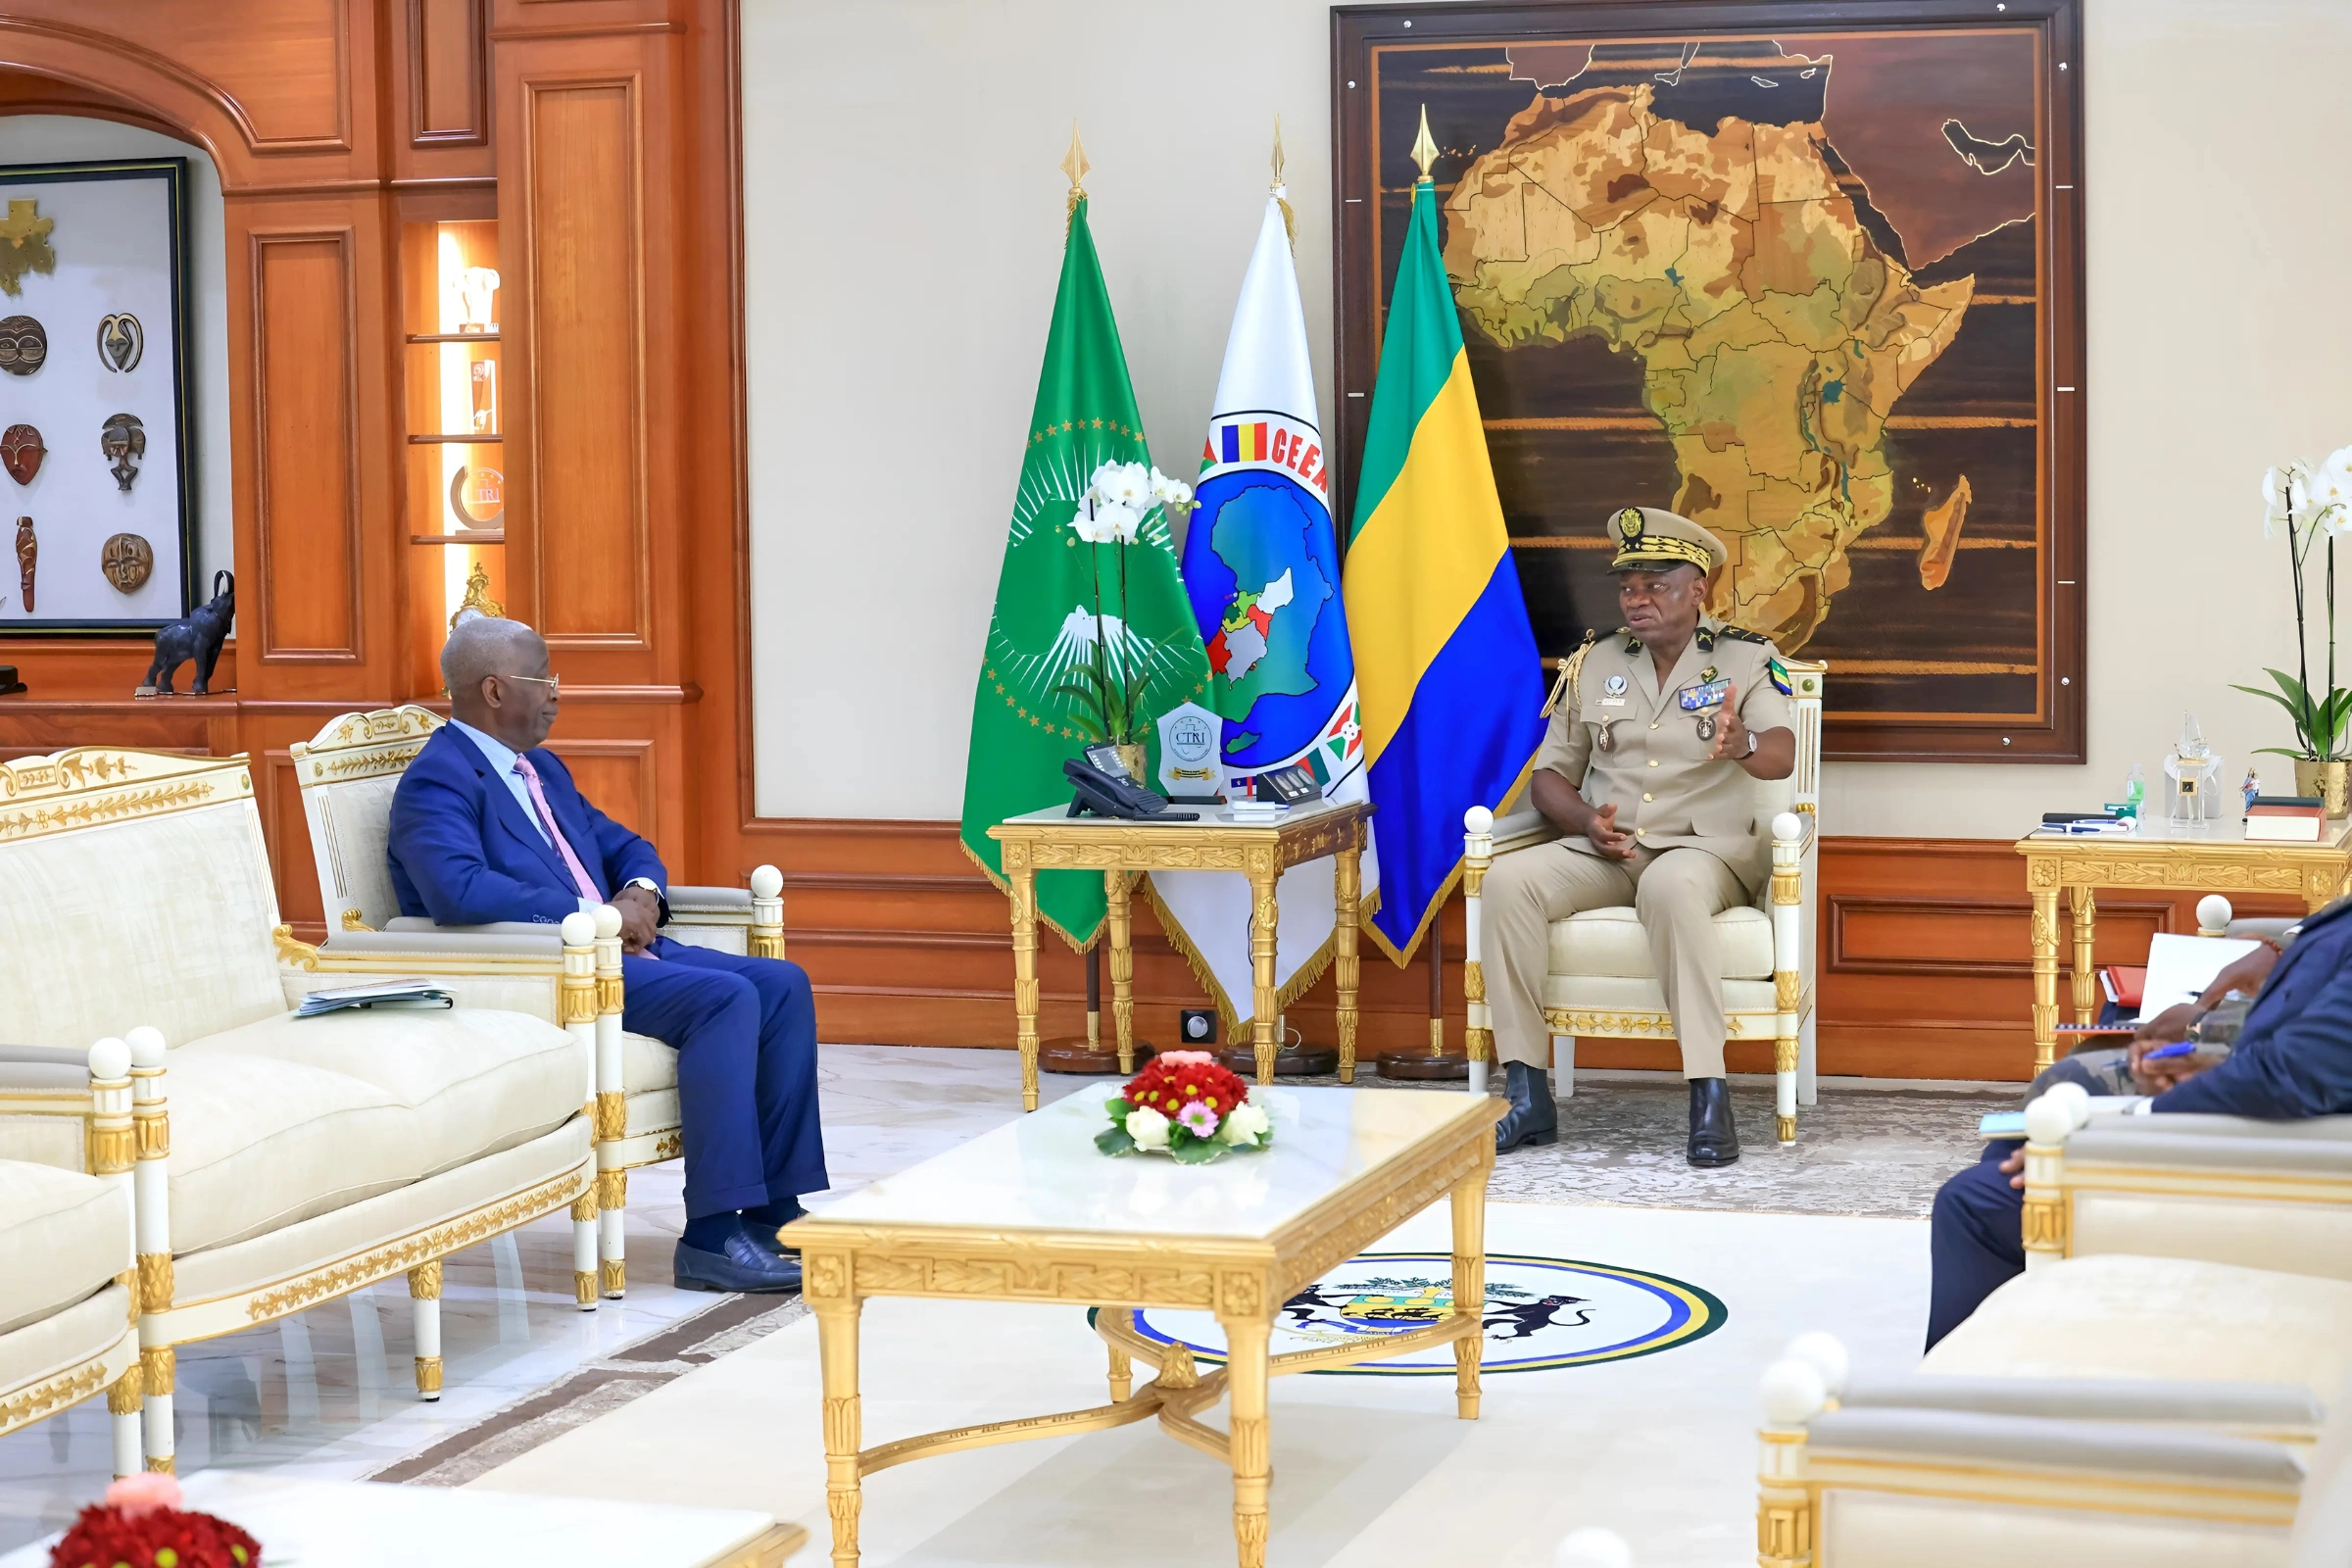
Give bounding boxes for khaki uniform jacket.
[1533,619,1794,892]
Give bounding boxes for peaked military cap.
[1607,506,1726,574]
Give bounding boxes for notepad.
[295,978,455,1017]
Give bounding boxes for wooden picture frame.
[0,157,196,634]
[1331,0,2085,761]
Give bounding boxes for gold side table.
[2014,815,2352,1075]
[989,799,1373,1110]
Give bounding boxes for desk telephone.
[1065,747,1198,820]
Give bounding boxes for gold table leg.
[1451,1178,1486,1421]
[2069,885,2097,1027]
[1248,849,1279,1085]
[1223,1311,1272,1568]
[1335,841,1361,1085]
[2030,881,2060,1077]
[1107,868,1136,1075]
[814,1287,863,1568]
[1008,852,1040,1112]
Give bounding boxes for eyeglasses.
[502,673,561,695]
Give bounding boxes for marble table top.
[797,1084,1489,1241]
[998,795,1359,831]
[0,1471,798,1567]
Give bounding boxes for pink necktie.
[513,755,602,903]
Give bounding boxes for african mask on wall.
[100,531,152,593]
[15,516,32,612]
[2,423,42,485]
[0,315,46,375]
[96,312,142,372]
[101,413,144,492]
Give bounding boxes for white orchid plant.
[2241,449,2352,760]
[1055,461,1194,745]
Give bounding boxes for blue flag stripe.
[1365,556,1549,955]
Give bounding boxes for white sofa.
[0,745,597,1472]
[288,707,785,1298]
[1460,658,1826,1142]
[0,1042,142,1478]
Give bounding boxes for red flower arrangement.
[1097,1050,1273,1163]
[50,1474,261,1568]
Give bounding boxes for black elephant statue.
[139,570,234,697]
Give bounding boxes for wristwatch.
[1742,729,1759,758]
[620,877,661,898]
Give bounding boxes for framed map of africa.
[1332,0,2085,761]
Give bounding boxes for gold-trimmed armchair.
[289,707,786,1300]
[0,1039,143,1478]
[1461,660,1826,1143]
[0,746,597,1473]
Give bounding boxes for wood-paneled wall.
[0,0,734,941]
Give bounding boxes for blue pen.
[2143,1042,2197,1060]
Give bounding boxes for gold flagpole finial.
[1270,114,1287,193]
[1409,104,1439,182]
[1271,114,1298,254]
[1061,122,1091,199]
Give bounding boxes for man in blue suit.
[390,617,823,1293]
[1927,897,2352,1347]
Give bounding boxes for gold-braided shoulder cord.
[1543,629,1600,718]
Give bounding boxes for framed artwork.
[1332,2,2085,760]
[0,156,195,634]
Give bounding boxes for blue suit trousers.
[620,936,827,1218]
[1927,1138,2026,1349]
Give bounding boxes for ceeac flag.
[1149,188,1379,1032]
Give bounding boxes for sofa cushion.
[0,1285,131,1402]
[163,1008,586,1256]
[1546,904,1775,980]
[1544,974,1779,1017]
[622,1031,680,1140]
[0,797,285,1053]
[1923,1253,2352,1403]
[0,1161,131,1337]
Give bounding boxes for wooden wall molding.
[406,0,488,147]
[246,225,366,664]
[1827,893,2179,978]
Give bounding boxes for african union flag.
[1345,119,1547,964]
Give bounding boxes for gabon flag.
[1344,108,1547,963]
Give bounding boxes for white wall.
[0,118,232,597]
[745,0,2352,836]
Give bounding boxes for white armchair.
[0,1040,142,1477]
[289,707,786,1299]
[1461,660,1825,1143]
[0,746,595,1472]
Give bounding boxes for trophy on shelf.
[2165,712,2226,826]
[454,267,500,334]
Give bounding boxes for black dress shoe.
[1687,1076,1740,1167]
[674,1225,805,1294]
[1494,1059,1558,1152]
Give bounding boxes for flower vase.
[2293,758,2351,818]
[1113,743,1148,783]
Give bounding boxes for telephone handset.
[1064,756,1199,821]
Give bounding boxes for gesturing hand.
[1587,802,1638,860]
[612,885,662,956]
[1706,682,1750,761]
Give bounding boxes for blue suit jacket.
[388,725,668,926]
[2157,896,2352,1118]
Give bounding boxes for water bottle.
[2124,763,2146,818]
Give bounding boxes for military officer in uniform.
[1487,507,1797,1166]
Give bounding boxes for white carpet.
[467,1200,1930,1567]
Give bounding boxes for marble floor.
[0,1044,1988,1557]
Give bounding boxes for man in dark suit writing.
[390,617,822,1293]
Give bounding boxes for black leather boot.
[1494,1060,1558,1152]
[1687,1077,1740,1167]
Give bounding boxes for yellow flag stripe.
[1345,351,1511,763]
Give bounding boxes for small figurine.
[101,412,145,492]
[138,570,233,696]
[2243,766,2262,814]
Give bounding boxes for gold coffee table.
[2015,813,2352,1073]
[989,799,1374,1109]
[784,1084,1500,1568]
